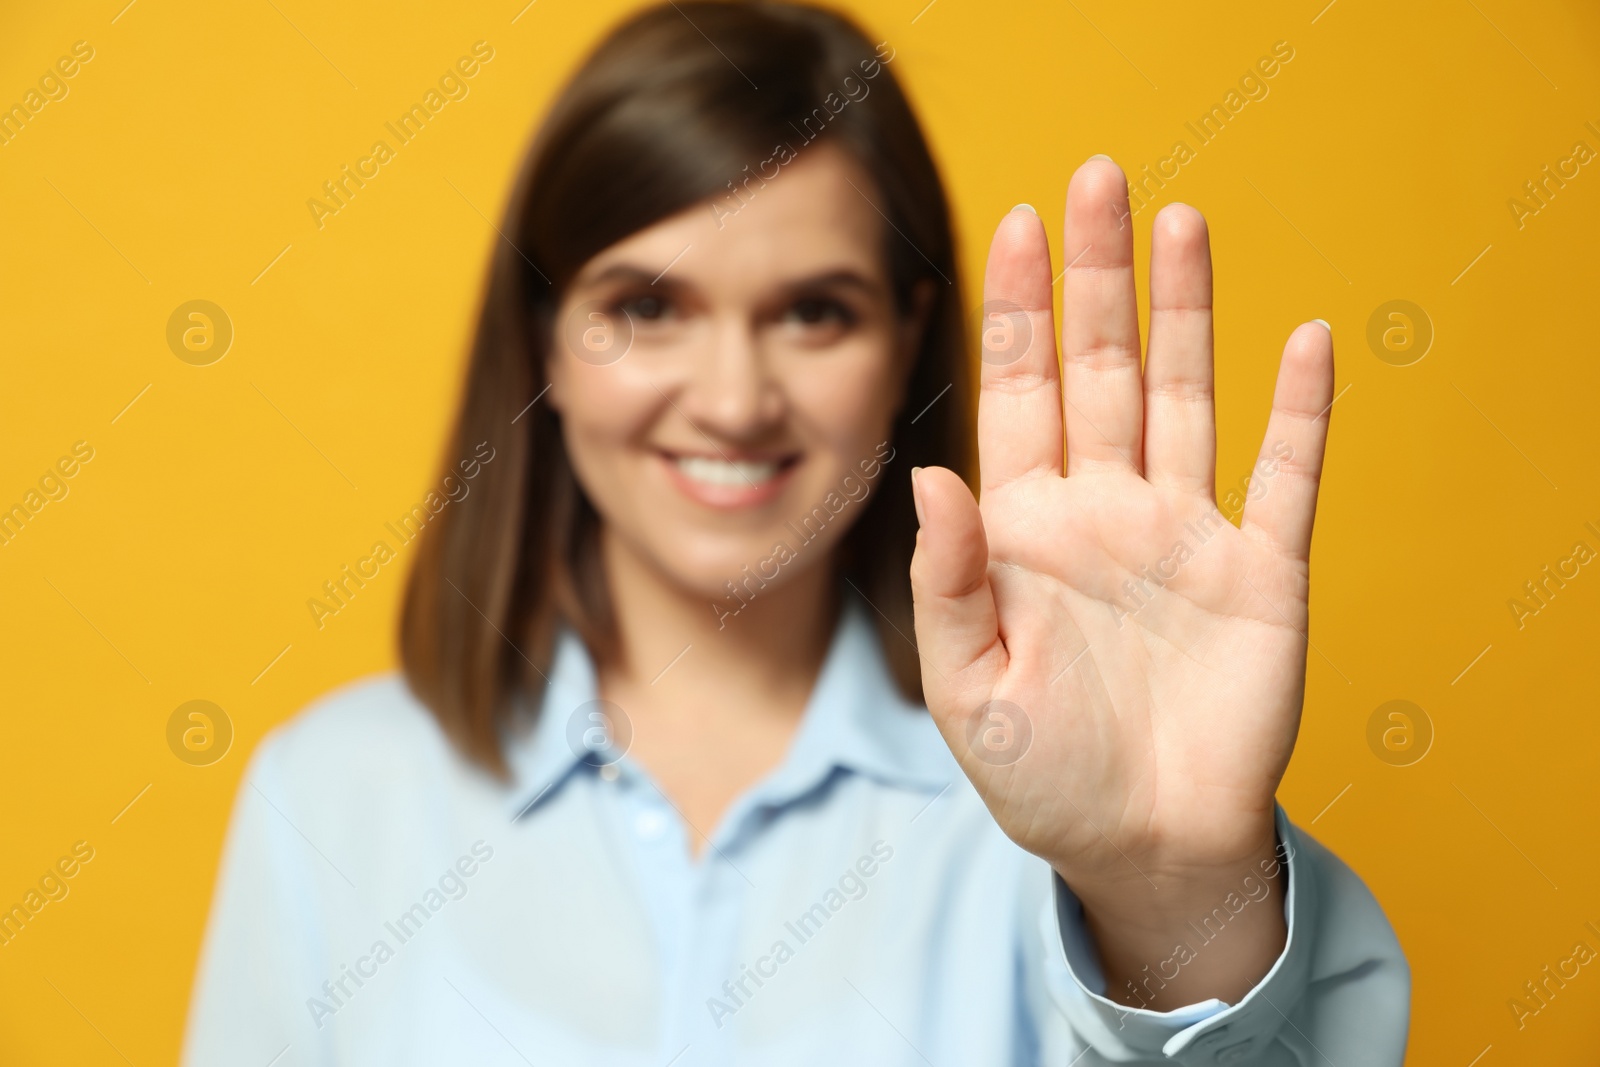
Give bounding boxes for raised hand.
[909,158,1333,1007]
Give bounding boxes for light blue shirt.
[185,597,1409,1065]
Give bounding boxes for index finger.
[977,206,1063,495]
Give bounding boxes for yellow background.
[2,0,1597,1062]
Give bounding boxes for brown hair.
[400,0,971,775]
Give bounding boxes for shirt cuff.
[1040,804,1315,1064]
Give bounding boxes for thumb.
[909,465,1006,720]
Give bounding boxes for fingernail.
[1011,203,1036,214]
[910,467,927,528]
[1088,154,1113,162]
[1312,318,1331,333]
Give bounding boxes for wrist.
[1056,821,1292,1010]
[1059,820,1286,934]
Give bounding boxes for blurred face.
[547,143,926,601]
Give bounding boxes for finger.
[1061,157,1143,476]
[1240,322,1335,561]
[909,466,1006,715]
[1143,203,1216,496]
[977,206,1063,493]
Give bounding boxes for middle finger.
[1061,157,1144,476]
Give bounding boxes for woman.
[185,3,1408,1064]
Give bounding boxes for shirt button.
[633,807,669,842]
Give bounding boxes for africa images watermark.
[1113,837,1296,1013]
[707,40,897,229]
[1507,919,1600,1031]
[1506,120,1600,232]
[711,441,896,629]
[305,840,495,1029]
[1108,506,1229,628]
[0,40,95,148]
[306,41,496,231]
[1,840,96,949]
[705,840,895,1028]
[0,440,95,548]
[1505,519,1599,632]
[1108,442,1293,628]
[1125,40,1296,218]
[306,440,496,630]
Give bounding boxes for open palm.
[910,159,1333,897]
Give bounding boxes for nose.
[676,315,783,441]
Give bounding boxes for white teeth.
[674,455,781,486]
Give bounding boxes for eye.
[617,292,673,321]
[784,297,855,327]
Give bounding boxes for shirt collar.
[753,594,954,807]
[504,591,955,822]
[502,623,605,820]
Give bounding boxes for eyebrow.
[575,262,885,298]
[581,264,673,288]
[779,269,883,298]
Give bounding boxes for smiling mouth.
[665,454,784,486]
[667,453,798,487]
